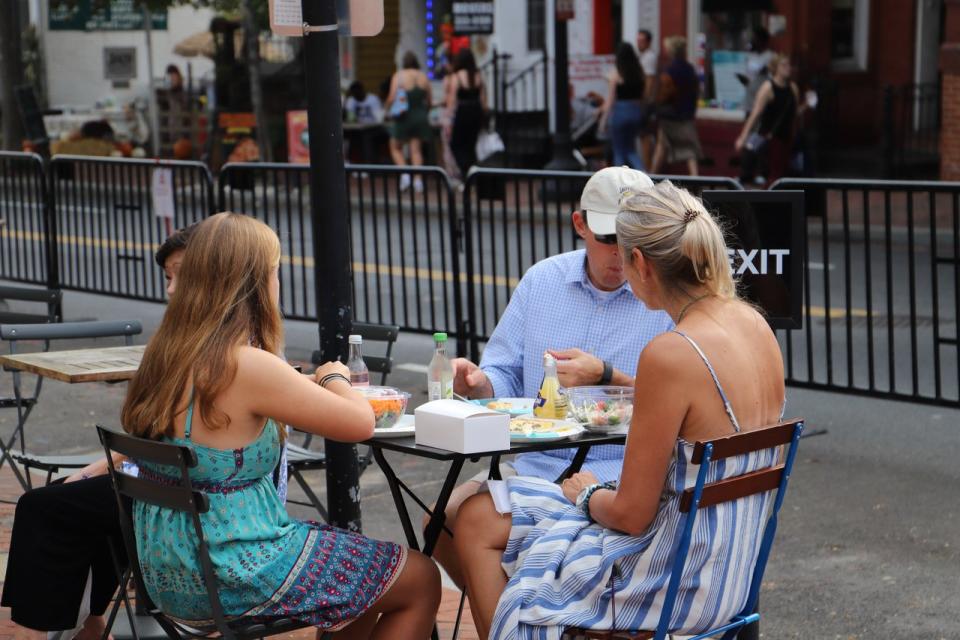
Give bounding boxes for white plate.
[470,397,535,415]
[509,419,585,443]
[373,414,415,438]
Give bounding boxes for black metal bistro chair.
[1,319,142,488]
[97,425,319,640]
[288,322,400,520]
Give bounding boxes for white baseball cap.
[580,166,654,237]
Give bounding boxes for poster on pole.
[268,0,384,37]
[151,168,175,220]
[452,1,494,35]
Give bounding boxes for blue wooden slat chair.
[97,426,324,640]
[561,419,804,640]
[1,319,142,488]
[287,322,400,520]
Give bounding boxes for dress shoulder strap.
[183,393,195,439]
[672,330,742,433]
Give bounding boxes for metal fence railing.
[49,155,214,303]
[461,168,744,359]
[8,158,960,409]
[217,164,465,349]
[0,152,52,286]
[771,177,960,406]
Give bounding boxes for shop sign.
[452,1,494,35]
[556,0,575,21]
[287,111,310,164]
[103,47,137,81]
[49,0,167,31]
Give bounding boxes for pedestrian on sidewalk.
[735,53,801,186]
[599,42,647,170]
[386,51,433,192]
[445,49,488,179]
[651,36,702,176]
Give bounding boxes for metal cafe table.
[366,430,627,556]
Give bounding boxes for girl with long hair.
[445,48,488,177]
[122,213,440,638]
[454,181,785,639]
[600,42,646,169]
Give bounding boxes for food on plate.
[487,400,514,411]
[509,417,559,436]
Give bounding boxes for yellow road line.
[0,229,896,315]
[1,228,520,287]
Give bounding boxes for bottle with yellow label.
[534,353,568,419]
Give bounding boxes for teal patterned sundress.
[133,400,406,629]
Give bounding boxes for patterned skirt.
[168,523,407,631]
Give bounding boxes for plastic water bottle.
[347,334,370,387]
[427,332,453,401]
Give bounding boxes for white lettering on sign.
[726,248,790,275]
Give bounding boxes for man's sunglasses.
[582,210,619,245]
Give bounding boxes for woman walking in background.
[445,49,488,178]
[652,36,702,176]
[599,42,646,169]
[385,51,432,192]
[735,53,801,185]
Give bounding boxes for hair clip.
[683,209,700,225]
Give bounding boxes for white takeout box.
[415,399,510,453]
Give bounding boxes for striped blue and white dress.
[490,331,781,640]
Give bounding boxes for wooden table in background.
[0,344,145,383]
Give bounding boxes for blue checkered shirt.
[480,249,674,483]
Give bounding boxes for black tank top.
[759,80,796,141]
[615,79,644,101]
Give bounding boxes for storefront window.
[527,0,545,52]
[831,0,869,70]
[699,10,767,111]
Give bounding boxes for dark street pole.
[302,0,362,532]
[544,11,579,171]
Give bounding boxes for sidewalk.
[0,465,478,640]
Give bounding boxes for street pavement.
[0,288,958,638]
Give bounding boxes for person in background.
[652,36,702,176]
[385,51,433,192]
[454,181,787,639]
[426,167,674,589]
[599,42,646,169]
[735,53,801,186]
[636,29,659,167]
[344,80,385,165]
[740,27,774,115]
[344,81,383,124]
[445,48,488,178]
[165,64,185,94]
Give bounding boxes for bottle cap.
[543,352,555,366]
[433,332,448,342]
[348,334,362,344]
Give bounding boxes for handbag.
[476,128,505,163]
[389,87,409,120]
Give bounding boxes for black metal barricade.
[218,163,465,351]
[48,155,214,302]
[0,152,52,287]
[771,177,960,406]
[461,168,743,360]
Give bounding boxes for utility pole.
[302,0,362,532]
[544,5,579,172]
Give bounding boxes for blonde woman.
[454,181,785,639]
[122,213,440,638]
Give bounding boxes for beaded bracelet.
[319,373,350,388]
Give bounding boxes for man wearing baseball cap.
[432,166,674,586]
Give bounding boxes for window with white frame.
[831,0,870,70]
